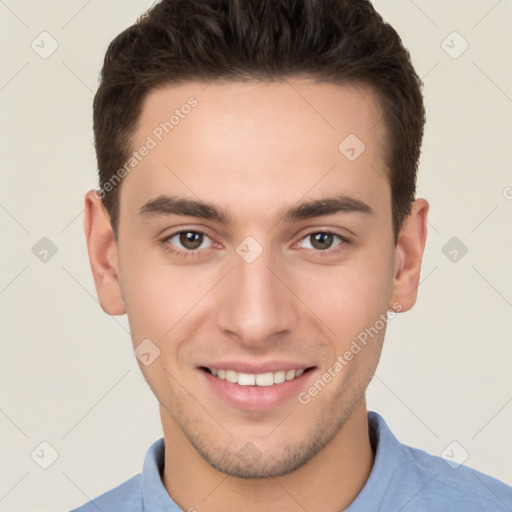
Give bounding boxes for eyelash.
[160,229,349,259]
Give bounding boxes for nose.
[214,244,300,349]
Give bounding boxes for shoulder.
[69,474,142,512]
[403,444,512,510]
[366,412,512,512]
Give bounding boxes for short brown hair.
[93,0,425,241]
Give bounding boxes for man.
[72,0,512,510]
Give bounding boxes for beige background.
[0,0,511,510]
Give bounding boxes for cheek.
[120,266,204,394]
[117,243,168,340]
[121,276,176,343]
[119,250,215,345]
[295,252,394,340]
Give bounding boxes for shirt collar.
[345,411,404,510]
[141,436,182,511]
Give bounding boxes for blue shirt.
[70,411,512,511]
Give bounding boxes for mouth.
[198,360,317,410]
[200,366,314,386]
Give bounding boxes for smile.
[199,364,316,410]
[202,367,308,386]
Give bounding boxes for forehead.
[137,79,385,153]
[122,79,390,226]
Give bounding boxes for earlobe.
[84,190,126,316]
[389,198,429,313]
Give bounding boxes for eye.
[161,229,348,259]
[163,230,215,257]
[297,231,346,253]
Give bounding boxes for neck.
[160,398,374,512]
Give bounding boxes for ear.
[84,190,126,315]
[389,198,429,313]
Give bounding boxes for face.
[91,79,420,478]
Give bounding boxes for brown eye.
[310,233,334,250]
[297,231,345,252]
[179,231,204,250]
[163,230,214,256]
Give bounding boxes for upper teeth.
[210,368,304,386]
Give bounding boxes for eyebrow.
[139,194,373,225]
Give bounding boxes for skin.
[84,79,428,512]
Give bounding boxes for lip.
[198,365,316,411]
[199,360,313,374]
